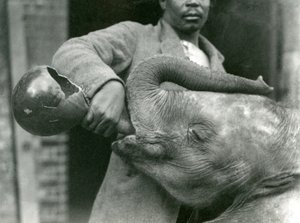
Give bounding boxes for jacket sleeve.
[51,22,139,99]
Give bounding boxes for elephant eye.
[187,122,216,144]
[188,128,201,143]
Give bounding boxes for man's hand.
[82,81,125,137]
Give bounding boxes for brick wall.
[37,136,68,223]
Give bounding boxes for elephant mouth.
[111,135,137,160]
[111,140,125,157]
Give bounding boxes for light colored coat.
[52,19,225,223]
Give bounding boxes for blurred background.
[0,0,299,223]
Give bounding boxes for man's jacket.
[52,19,225,223]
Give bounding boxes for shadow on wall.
[68,127,112,223]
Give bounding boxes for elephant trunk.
[127,55,273,97]
[126,55,273,129]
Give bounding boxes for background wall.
[2,1,69,223]
[205,0,279,92]
[21,2,69,223]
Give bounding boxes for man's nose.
[185,0,200,7]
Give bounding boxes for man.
[52,0,224,222]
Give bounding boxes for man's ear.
[159,0,166,10]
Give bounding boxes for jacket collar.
[158,19,225,71]
[158,19,186,58]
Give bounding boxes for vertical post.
[0,0,18,222]
[7,1,40,223]
[278,1,300,107]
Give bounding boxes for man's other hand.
[82,81,125,137]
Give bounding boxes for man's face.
[160,0,210,34]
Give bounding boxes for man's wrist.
[94,80,125,99]
[104,80,124,89]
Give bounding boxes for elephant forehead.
[194,94,281,135]
[221,105,279,134]
[161,92,281,138]
[216,112,280,153]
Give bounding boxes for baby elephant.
[112,56,300,223]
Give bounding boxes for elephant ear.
[187,122,216,144]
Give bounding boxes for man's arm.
[52,21,139,98]
[51,22,139,136]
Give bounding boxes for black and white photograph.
[1,0,300,223]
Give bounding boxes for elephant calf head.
[112,56,300,216]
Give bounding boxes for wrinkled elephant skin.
[112,56,300,222]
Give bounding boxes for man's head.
[159,0,210,34]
